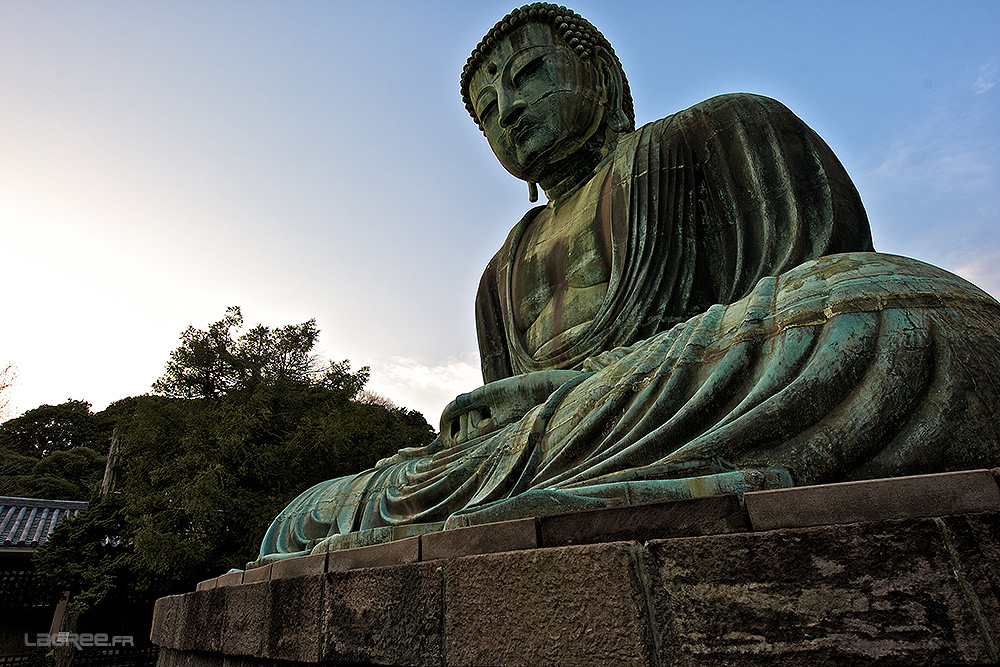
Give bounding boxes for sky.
[1,1,998,425]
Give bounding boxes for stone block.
[326,534,420,572]
[156,647,224,667]
[420,518,538,561]
[322,561,444,666]
[150,594,184,649]
[218,658,265,667]
[644,517,998,665]
[220,582,269,656]
[195,578,218,591]
[443,541,655,666]
[539,494,747,548]
[265,574,324,663]
[270,552,327,579]
[181,589,227,653]
[745,469,1000,531]
[933,512,1000,653]
[241,563,271,584]
[216,570,244,588]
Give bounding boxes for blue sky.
[1,1,997,421]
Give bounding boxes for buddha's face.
[468,23,607,184]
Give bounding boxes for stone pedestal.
[151,470,1000,666]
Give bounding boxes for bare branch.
[0,363,17,420]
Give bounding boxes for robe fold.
[476,93,872,383]
[255,94,1000,562]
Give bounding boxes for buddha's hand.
[440,370,584,446]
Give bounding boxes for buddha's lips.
[508,121,532,143]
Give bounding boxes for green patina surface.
[253,3,1000,563]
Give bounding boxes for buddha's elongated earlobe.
[596,46,632,134]
[606,106,630,133]
[528,182,539,202]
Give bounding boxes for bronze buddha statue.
[255,3,1000,561]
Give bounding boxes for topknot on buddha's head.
[460,3,634,132]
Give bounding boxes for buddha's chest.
[510,165,614,351]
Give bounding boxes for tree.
[0,446,104,500]
[152,306,366,399]
[0,449,40,492]
[0,399,112,458]
[33,494,144,612]
[34,308,436,614]
[0,400,111,499]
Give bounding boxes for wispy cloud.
[857,98,1000,295]
[867,135,994,194]
[945,250,1000,300]
[975,59,999,95]
[367,355,483,423]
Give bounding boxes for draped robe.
[256,94,1000,561]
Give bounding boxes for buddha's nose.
[498,98,528,128]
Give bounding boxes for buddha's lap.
[257,253,1000,559]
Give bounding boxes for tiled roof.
[0,496,87,549]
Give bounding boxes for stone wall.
[152,469,1000,666]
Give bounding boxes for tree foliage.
[0,447,105,500]
[33,308,436,614]
[0,399,111,458]
[33,495,139,611]
[0,400,111,500]
[152,306,367,399]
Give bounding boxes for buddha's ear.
[593,46,629,133]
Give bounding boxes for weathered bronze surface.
[255,3,1000,562]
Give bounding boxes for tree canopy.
[0,400,111,500]
[31,308,436,614]
[0,399,111,458]
[152,306,367,399]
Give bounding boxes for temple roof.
[0,496,87,549]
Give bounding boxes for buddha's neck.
[539,131,618,203]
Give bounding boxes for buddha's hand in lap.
[440,370,585,446]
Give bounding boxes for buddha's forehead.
[470,23,561,90]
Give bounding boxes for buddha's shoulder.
[637,93,798,135]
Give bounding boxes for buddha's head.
[461,4,634,200]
